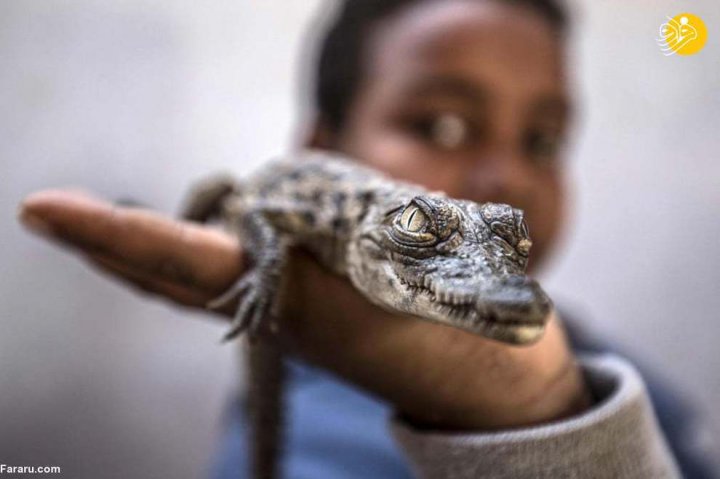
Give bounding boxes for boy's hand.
[19,189,590,430]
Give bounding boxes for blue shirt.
[212,316,715,478]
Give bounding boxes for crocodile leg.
[180,174,238,222]
[210,209,290,341]
[201,209,289,479]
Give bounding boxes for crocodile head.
[348,194,552,345]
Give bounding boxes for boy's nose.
[463,148,535,206]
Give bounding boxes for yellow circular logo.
[657,13,708,56]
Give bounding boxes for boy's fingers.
[87,252,215,309]
[19,189,243,294]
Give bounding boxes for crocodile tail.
[247,340,286,479]
[180,174,239,223]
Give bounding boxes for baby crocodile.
[181,150,552,479]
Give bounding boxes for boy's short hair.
[314,0,567,132]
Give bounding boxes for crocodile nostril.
[517,238,532,256]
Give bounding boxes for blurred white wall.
[0,1,717,477]
[547,0,720,435]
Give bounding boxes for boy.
[20,0,713,476]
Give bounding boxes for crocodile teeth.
[435,291,463,306]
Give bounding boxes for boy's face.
[320,1,571,271]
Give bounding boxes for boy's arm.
[391,354,681,478]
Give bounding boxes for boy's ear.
[303,117,337,150]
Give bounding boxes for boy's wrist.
[394,314,592,431]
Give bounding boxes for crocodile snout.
[475,275,552,326]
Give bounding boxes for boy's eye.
[410,113,473,150]
[525,129,562,166]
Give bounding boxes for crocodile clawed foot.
[209,270,273,343]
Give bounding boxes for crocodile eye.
[519,219,529,238]
[490,221,515,245]
[400,205,428,232]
